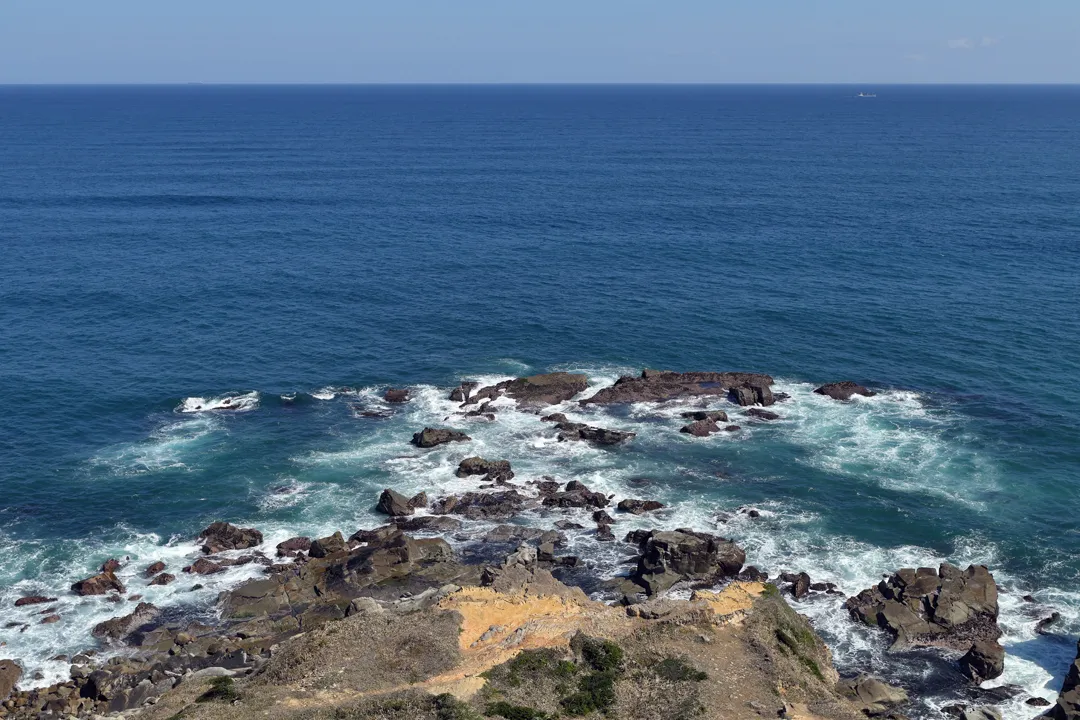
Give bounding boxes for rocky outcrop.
[681,410,729,422]
[465,372,588,408]
[837,674,908,715]
[449,381,478,402]
[581,369,774,405]
[410,427,471,448]
[71,570,125,596]
[456,457,514,482]
[275,536,312,558]
[845,564,1000,650]
[729,384,775,407]
[627,529,746,595]
[815,381,875,401]
[309,531,346,558]
[1047,638,1080,720]
[616,498,664,514]
[959,640,1005,683]
[383,388,409,403]
[13,595,56,607]
[0,659,20,703]
[197,521,264,554]
[91,602,161,642]
[554,421,635,445]
[541,480,609,509]
[142,561,166,578]
[431,490,530,520]
[376,488,428,517]
[391,515,463,533]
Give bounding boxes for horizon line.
[2,81,1079,87]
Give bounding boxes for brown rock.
[384,388,409,403]
[0,659,21,702]
[197,521,263,554]
[101,558,122,573]
[466,372,588,409]
[680,419,720,437]
[142,561,166,578]
[14,595,57,607]
[960,640,1005,683]
[582,369,774,406]
[148,573,175,586]
[815,381,876,401]
[92,602,160,641]
[628,529,746,595]
[616,499,665,514]
[71,571,125,596]
[410,427,471,448]
[40,614,61,624]
[276,536,312,557]
[183,558,226,575]
[309,531,346,558]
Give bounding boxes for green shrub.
[484,701,550,720]
[196,676,237,703]
[653,657,708,682]
[559,669,618,716]
[435,693,482,720]
[580,637,623,673]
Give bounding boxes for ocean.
[1,84,1078,719]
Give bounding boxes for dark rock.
[723,425,741,432]
[680,419,720,437]
[456,457,514,483]
[542,481,609,509]
[71,570,125,596]
[616,499,665,515]
[376,488,428,517]
[411,427,471,448]
[197,521,263,554]
[747,408,780,420]
[0,659,21,702]
[14,595,57,607]
[541,412,569,423]
[680,410,729,422]
[1047,638,1080,720]
[728,383,775,407]
[596,524,616,542]
[581,370,774,406]
[40,614,60,624]
[92,602,160,642]
[1026,696,1051,707]
[142,561,166,578]
[592,510,615,524]
[535,479,561,495]
[101,559,122,573]
[392,516,463,533]
[845,564,1000,651]
[556,422,635,445]
[275,536,312,558]
[1022,594,1037,603]
[148,573,175,586]
[384,388,409,403]
[788,572,812,600]
[554,520,585,530]
[738,566,769,582]
[309,531,346,558]
[959,640,1005,683]
[183,558,226,575]
[432,490,529,520]
[1036,611,1061,635]
[628,529,746,595]
[466,372,588,409]
[837,674,909,715]
[449,381,478,402]
[815,381,876,401]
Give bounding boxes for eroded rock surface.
[581,369,774,405]
[627,528,746,595]
[465,372,588,408]
[411,427,471,448]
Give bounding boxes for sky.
[2,0,1078,84]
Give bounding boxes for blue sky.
[2,0,1078,83]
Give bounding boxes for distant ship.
[856,92,877,98]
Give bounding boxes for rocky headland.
[1,370,1070,720]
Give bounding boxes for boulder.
[14,595,56,607]
[581,370,774,405]
[376,488,428,517]
[431,490,529,520]
[542,481,609,509]
[845,564,1000,650]
[466,372,588,409]
[101,558,122,573]
[555,422,635,445]
[728,384,775,407]
[0,659,21,702]
[410,427,471,448]
[616,499,665,515]
[1047,638,1080,720]
[197,521,263,554]
[384,388,409,403]
[71,570,125,596]
[747,408,780,420]
[837,674,908,715]
[184,558,226,575]
[275,536,312,558]
[449,381,478,402]
[815,381,876,401]
[738,566,769,582]
[680,419,720,437]
[783,571,812,600]
[627,529,746,595]
[309,531,346,558]
[142,561,166,578]
[456,457,514,482]
[1037,611,1062,635]
[91,602,160,642]
[148,573,175,586]
[680,410,728,422]
[959,640,1005,683]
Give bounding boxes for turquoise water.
[1,85,1078,717]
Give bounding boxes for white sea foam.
[177,391,259,413]
[88,417,221,474]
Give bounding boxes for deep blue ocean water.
[1,85,1079,717]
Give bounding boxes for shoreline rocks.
[376,488,428,517]
[410,427,471,448]
[580,369,775,406]
[464,372,588,408]
[626,528,746,595]
[555,421,635,445]
[71,571,125,597]
[846,564,1000,651]
[197,522,263,554]
[815,381,875,401]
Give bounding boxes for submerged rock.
[197,521,264,554]
[815,381,876,401]
[627,528,746,595]
[581,369,774,406]
[845,564,1000,651]
[411,427,471,448]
